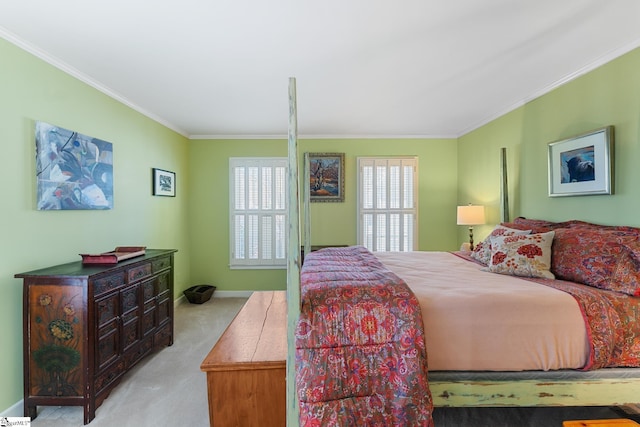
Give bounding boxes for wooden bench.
[200,291,286,426]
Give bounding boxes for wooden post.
[303,152,311,258]
[500,147,509,223]
[286,77,301,426]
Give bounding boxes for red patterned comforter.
[296,246,434,426]
[457,251,640,370]
[527,277,640,370]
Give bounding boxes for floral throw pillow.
[470,225,531,265]
[488,231,556,279]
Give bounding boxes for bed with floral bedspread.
[295,218,640,420]
[295,246,434,426]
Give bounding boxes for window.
[229,158,288,268]
[357,157,418,252]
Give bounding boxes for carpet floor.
[29,295,637,426]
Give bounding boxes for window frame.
[357,156,419,252]
[229,157,288,269]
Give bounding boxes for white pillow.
[488,231,555,279]
[470,225,531,265]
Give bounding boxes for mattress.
[375,251,589,371]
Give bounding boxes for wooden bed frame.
[429,373,640,407]
[284,78,640,425]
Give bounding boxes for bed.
[294,217,640,426]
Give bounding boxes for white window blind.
[229,158,287,268]
[358,157,418,252]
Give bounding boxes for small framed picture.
[308,153,345,202]
[548,126,614,197]
[152,168,176,197]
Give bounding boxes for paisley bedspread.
[296,246,434,426]
[526,275,640,370]
[455,251,640,370]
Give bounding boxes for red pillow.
[552,227,640,296]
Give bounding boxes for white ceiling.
[2,0,640,139]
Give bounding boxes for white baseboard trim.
[213,290,254,298]
[174,289,253,307]
[1,399,24,417]
[174,293,186,307]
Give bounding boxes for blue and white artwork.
[35,121,113,210]
[560,145,595,183]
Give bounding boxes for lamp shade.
[457,205,485,225]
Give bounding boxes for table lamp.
[457,205,486,250]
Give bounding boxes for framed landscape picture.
[548,126,614,197]
[308,153,344,202]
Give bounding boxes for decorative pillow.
[470,225,531,265]
[488,231,555,279]
[552,227,640,296]
[504,217,571,234]
[512,217,561,232]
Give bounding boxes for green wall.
[4,28,640,417]
[1,38,190,413]
[187,138,459,291]
[458,47,640,243]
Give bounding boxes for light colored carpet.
[29,295,636,426]
[31,296,247,427]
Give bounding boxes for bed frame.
[284,78,640,426]
[429,370,640,407]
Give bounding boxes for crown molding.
[4,24,639,141]
[457,37,640,138]
[0,26,189,138]
[189,133,458,140]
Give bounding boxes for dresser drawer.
[96,294,119,328]
[124,337,153,369]
[152,256,171,273]
[154,322,172,347]
[142,279,155,302]
[121,284,140,314]
[97,328,119,371]
[156,272,170,294]
[122,316,140,352]
[95,359,124,394]
[127,263,152,283]
[142,302,156,336]
[94,272,125,296]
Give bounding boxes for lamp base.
[468,226,475,251]
[460,242,471,252]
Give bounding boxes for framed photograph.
[548,126,614,197]
[308,153,344,202]
[153,168,176,197]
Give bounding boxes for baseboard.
[174,289,253,307]
[1,399,24,417]
[174,293,187,307]
[213,290,254,298]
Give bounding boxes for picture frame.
[153,168,176,197]
[308,153,345,202]
[548,126,614,197]
[35,121,114,210]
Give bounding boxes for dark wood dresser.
[15,249,177,424]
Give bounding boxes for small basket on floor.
[184,285,216,304]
